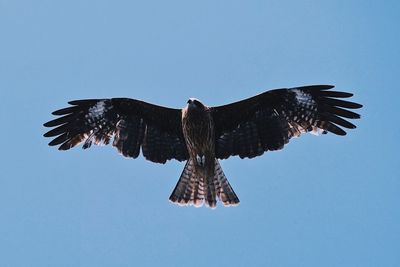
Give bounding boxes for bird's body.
[172,99,239,208]
[182,99,215,166]
[44,85,362,208]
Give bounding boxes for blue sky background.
[1,0,399,266]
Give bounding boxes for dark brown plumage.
[43,85,362,208]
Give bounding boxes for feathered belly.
[182,112,215,170]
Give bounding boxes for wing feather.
[44,98,189,163]
[211,85,362,159]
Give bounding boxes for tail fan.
[169,159,240,208]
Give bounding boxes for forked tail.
[169,159,240,208]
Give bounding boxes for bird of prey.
[43,85,362,208]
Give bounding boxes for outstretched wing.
[211,85,362,159]
[44,98,188,163]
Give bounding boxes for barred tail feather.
[169,159,204,207]
[214,160,240,206]
[169,159,240,208]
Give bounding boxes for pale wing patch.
[293,89,315,107]
[82,101,115,148]
[87,101,110,123]
[290,89,328,136]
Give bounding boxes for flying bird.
[43,85,362,208]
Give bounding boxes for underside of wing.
[43,98,189,163]
[211,85,362,159]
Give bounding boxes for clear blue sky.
[1,0,399,266]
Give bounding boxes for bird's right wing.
[44,98,188,163]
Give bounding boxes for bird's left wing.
[210,85,362,159]
[44,98,188,163]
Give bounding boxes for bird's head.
[187,98,205,110]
